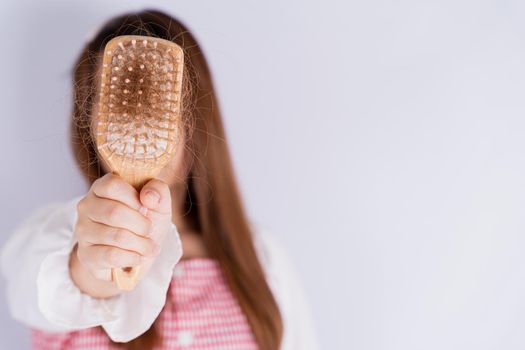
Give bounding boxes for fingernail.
[139,206,148,216]
[144,190,160,204]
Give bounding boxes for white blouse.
[0,196,319,349]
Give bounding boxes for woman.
[0,9,317,350]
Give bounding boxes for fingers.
[91,173,142,211]
[84,194,152,237]
[77,242,144,269]
[78,219,160,257]
[74,174,174,283]
[140,178,172,215]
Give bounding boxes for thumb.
[139,179,172,215]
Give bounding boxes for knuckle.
[101,172,116,183]
[143,219,153,236]
[92,177,104,192]
[105,177,121,195]
[111,228,128,246]
[106,205,121,222]
[76,198,86,213]
[76,246,90,266]
[92,176,103,186]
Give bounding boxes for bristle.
[95,36,184,163]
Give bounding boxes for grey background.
[2,0,525,349]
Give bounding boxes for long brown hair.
[70,9,283,350]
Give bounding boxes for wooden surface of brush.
[92,35,184,291]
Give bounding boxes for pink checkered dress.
[31,258,259,349]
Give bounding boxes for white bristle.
[125,79,130,83]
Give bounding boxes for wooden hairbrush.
[92,35,184,291]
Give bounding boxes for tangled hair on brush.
[70,9,283,350]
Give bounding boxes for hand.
[72,173,173,288]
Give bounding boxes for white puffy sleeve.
[0,196,183,342]
[251,225,320,350]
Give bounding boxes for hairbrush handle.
[112,265,142,291]
[111,172,151,291]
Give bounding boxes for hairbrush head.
[93,35,184,189]
[92,35,184,291]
